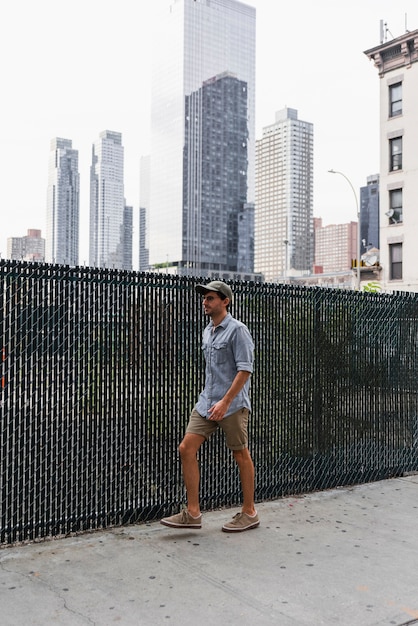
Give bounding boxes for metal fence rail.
[1,260,418,544]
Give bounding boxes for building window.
[388,188,403,224]
[389,137,402,171]
[389,82,402,117]
[389,242,402,280]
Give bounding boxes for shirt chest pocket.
[211,342,228,364]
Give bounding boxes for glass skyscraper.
[360,174,379,255]
[89,130,126,269]
[139,155,150,272]
[46,138,80,265]
[148,0,256,277]
[123,204,133,271]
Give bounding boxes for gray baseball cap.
[195,280,233,301]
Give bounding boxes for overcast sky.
[1,0,417,265]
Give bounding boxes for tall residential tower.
[89,130,128,269]
[148,0,256,278]
[46,138,80,265]
[255,107,314,282]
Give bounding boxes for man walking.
[160,280,259,532]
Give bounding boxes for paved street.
[1,476,418,625]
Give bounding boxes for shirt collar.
[209,312,231,330]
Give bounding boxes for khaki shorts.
[185,407,249,451]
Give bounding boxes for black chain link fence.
[1,260,418,544]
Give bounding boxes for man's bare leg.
[178,433,205,517]
[233,448,256,516]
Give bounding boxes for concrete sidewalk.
[1,476,418,626]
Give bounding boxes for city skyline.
[1,0,417,267]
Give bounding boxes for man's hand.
[207,399,229,421]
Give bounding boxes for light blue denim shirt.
[195,313,254,418]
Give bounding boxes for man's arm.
[207,370,251,421]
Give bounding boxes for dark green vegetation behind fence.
[1,260,418,544]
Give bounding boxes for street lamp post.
[328,169,361,290]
